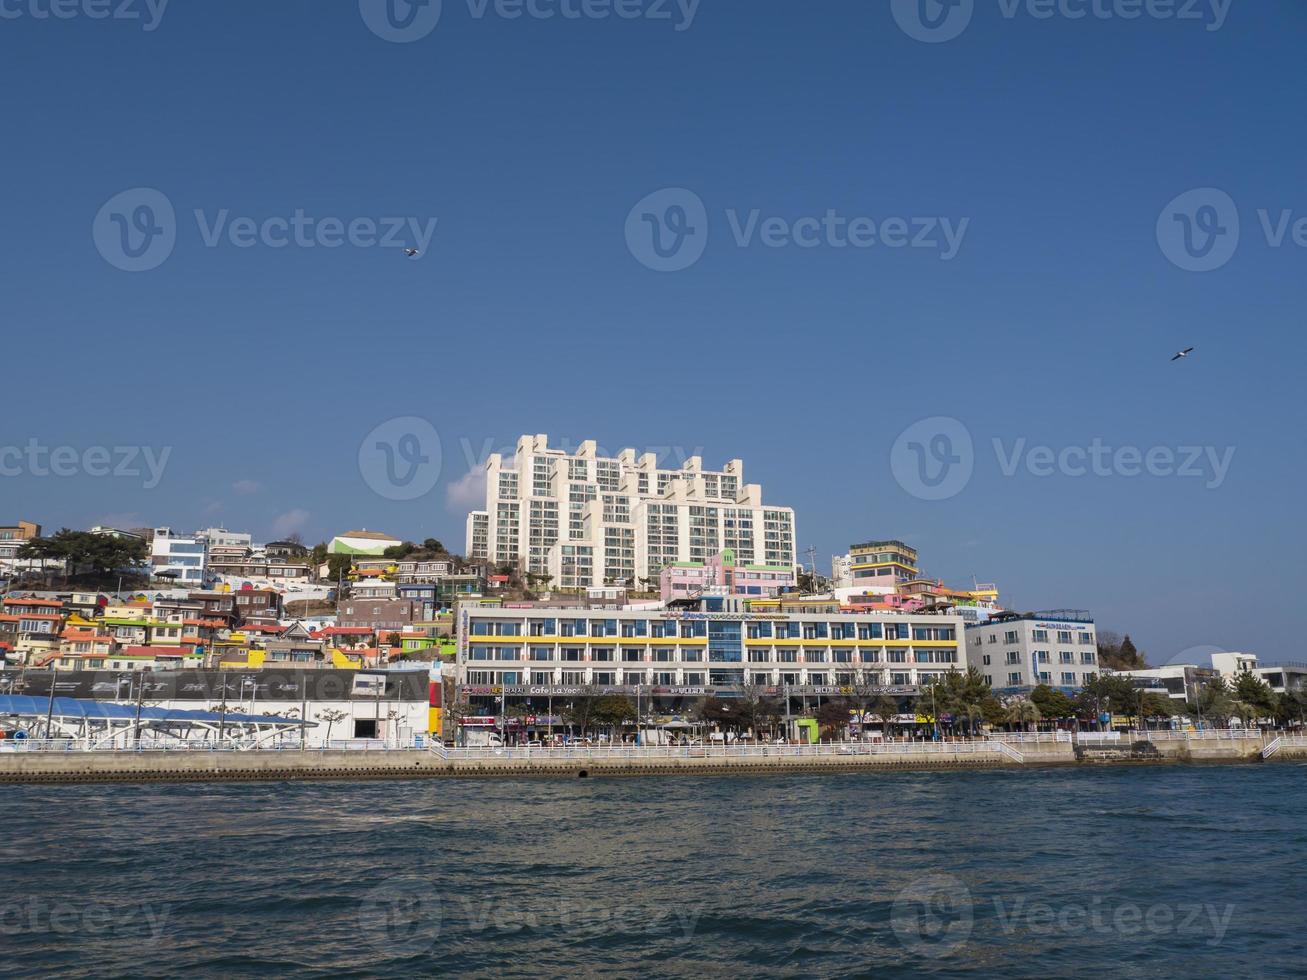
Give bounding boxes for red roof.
[3,598,64,607]
[319,626,375,636]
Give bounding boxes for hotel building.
[965,610,1099,693]
[456,595,966,699]
[465,434,797,588]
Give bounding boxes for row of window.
[985,671,1097,687]
[980,651,1097,665]
[466,646,960,665]
[975,630,1094,646]
[466,670,929,687]
[469,619,954,641]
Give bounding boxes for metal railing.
[1141,729,1266,742]
[0,737,427,753]
[438,740,1010,762]
[985,732,1073,744]
[6,730,1302,758]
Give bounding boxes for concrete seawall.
[0,738,1298,784]
[0,748,1026,783]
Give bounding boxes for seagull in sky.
[404,248,420,258]
[1171,347,1195,362]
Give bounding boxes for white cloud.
[270,509,311,539]
[445,464,487,512]
[232,479,262,495]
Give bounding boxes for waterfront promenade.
[1,731,1304,783]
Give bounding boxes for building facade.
[150,528,209,585]
[465,434,797,589]
[966,611,1099,692]
[457,597,965,694]
[832,540,920,594]
[659,549,796,601]
[196,527,253,549]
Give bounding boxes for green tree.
[923,668,992,736]
[1234,673,1277,720]
[1076,675,1139,725]
[593,695,636,736]
[421,538,447,554]
[1197,677,1236,727]
[1275,689,1307,729]
[18,529,148,580]
[1006,700,1042,732]
[1095,631,1148,670]
[980,695,1008,728]
[326,553,353,585]
[1030,684,1075,722]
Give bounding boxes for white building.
[151,528,208,585]
[457,597,965,693]
[3,668,432,746]
[465,434,797,589]
[1209,651,1259,682]
[965,611,1099,692]
[196,527,253,549]
[1109,664,1215,706]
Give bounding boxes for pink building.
[659,550,795,601]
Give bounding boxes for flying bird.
[1171,347,1195,362]
[404,248,420,258]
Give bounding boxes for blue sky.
[2,0,1304,662]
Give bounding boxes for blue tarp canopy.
[0,695,311,727]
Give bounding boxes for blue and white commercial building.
[965,610,1099,693]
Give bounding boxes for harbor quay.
[1,732,1304,784]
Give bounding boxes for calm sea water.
[2,764,1305,978]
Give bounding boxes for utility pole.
[43,671,57,741]
[133,672,145,745]
[218,670,228,743]
[804,547,819,592]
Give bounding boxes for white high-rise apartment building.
[465,434,797,587]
